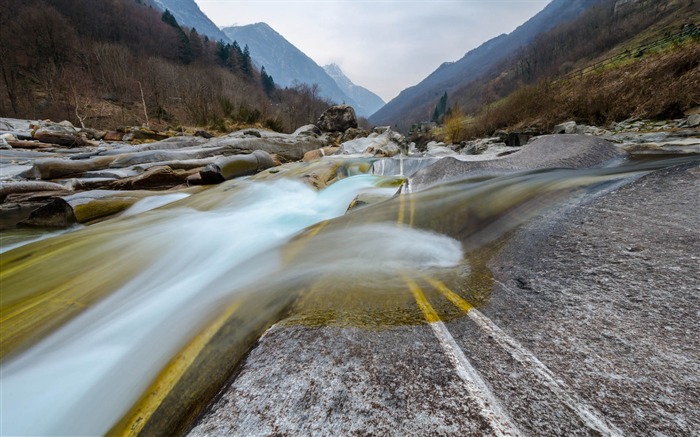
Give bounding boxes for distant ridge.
[222,23,382,117]
[150,0,231,42]
[369,0,603,130]
[323,64,385,118]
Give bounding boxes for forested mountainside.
[0,0,330,132]
[369,0,605,130]
[435,0,699,140]
[150,0,231,43]
[221,23,369,116]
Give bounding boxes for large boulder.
[199,151,276,184]
[412,134,625,188]
[33,124,90,148]
[317,105,358,133]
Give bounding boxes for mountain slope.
[323,64,385,118]
[369,0,604,130]
[151,0,230,42]
[221,23,371,116]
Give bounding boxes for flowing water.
[0,155,696,436]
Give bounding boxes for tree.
[240,44,253,78]
[431,91,448,123]
[261,66,275,96]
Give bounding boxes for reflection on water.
[1,155,696,436]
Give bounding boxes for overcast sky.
[194,0,550,102]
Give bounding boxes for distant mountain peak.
[323,64,385,118]
[150,0,230,42]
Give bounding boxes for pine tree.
[431,91,448,123]
[261,66,275,96]
[240,44,253,78]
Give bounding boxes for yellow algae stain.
[422,276,474,313]
[109,300,243,437]
[402,274,440,324]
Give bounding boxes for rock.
[373,142,401,158]
[103,131,124,142]
[209,132,326,162]
[243,129,262,138]
[486,160,700,435]
[194,130,214,139]
[372,126,391,135]
[199,151,276,184]
[33,125,89,148]
[0,181,68,202]
[21,156,118,180]
[186,173,203,185]
[575,125,608,136]
[337,130,404,156]
[83,128,106,140]
[302,147,340,162]
[127,128,172,142]
[462,138,499,155]
[494,130,509,142]
[687,114,700,128]
[292,125,321,137]
[426,142,455,157]
[107,166,191,190]
[412,134,625,188]
[317,105,358,132]
[341,128,368,142]
[506,131,537,148]
[553,121,577,134]
[20,190,172,227]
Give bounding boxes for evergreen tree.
[261,66,275,96]
[160,9,178,28]
[160,9,192,64]
[431,91,448,123]
[240,44,253,78]
[189,28,203,61]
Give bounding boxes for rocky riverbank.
[2,107,699,231]
[2,104,699,435]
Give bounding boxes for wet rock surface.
[187,160,699,435]
[189,325,500,436]
[412,134,625,188]
[485,161,700,435]
[0,118,340,229]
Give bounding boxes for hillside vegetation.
[430,0,699,140]
[369,0,603,130]
[0,0,330,132]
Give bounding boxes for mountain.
[150,0,231,42]
[221,23,376,117]
[369,0,604,130]
[323,64,385,119]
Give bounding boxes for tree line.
[0,0,330,132]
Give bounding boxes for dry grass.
[466,41,700,137]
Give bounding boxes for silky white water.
[0,174,464,436]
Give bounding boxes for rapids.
[1,155,696,435]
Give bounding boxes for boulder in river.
[199,150,276,184]
[33,124,90,148]
[317,105,358,133]
[412,134,626,188]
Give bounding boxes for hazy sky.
[194,0,550,102]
